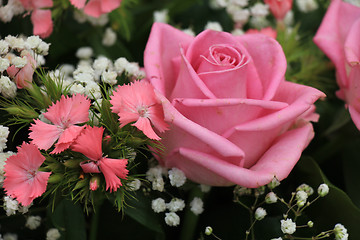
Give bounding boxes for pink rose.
[144,23,324,187]
[314,0,360,130]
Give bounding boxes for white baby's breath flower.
[11,56,27,68]
[250,3,269,17]
[209,0,228,9]
[59,64,75,76]
[76,47,93,59]
[36,41,50,55]
[3,196,19,216]
[334,223,349,240]
[152,198,166,213]
[0,40,9,54]
[265,192,277,204]
[204,21,223,31]
[296,0,318,13]
[166,198,185,212]
[230,0,249,7]
[3,233,17,240]
[5,35,25,50]
[102,27,117,47]
[25,36,42,49]
[227,7,250,25]
[93,56,111,73]
[25,215,42,230]
[46,228,61,240]
[0,57,10,72]
[254,207,267,220]
[281,218,296,235]
[69,83,86,95]
[231,29,245,36]
[128,179,141,191]
[0,75,17,98]
[200,184,211,193]
[205,226,213,235]
[297,183,314,196]
[296,190,308,207]
[190,197,204,215]
[168,168,186,187]
[153,9,169,23]
[85,81,102,99]
[114,57,129,74]
[101,70,117,85]
[152,177,164,192]
[284,10,294,26]
[249,16,270,29]
[0,151,14,184]
[317,183,329,197]
[87,14,109,26]
[164,212,180,226]
[182,28,195,37]
[0,125,9,151]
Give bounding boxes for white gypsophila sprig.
[296,190,308,207]
[168,168,186,187]
[250,3,269,17]
[334,223,349,240]
[0,75,17,98]
[204,21,223,31]
[0,40,9,54]
[3,233,17,240]
[3,196,19,216]
[46,228,61,240]
[166,198,185,212]
[152,198,167,213]
[200,184,211,193]
[164,212,180,227]
[296,0,318,13]
[153,9,169,23]
[101,70,118,85]
[84,81,102,100]
[190,197,204,215]
[317,183,329,197]
[254,207,267,220]
[209,0,228,9]
[265,192,277,204]
[25,36,42,50]
[25,215,42,230]
[127,179,141,191]
[0,125,9,152]
[102,28,117,47]
[76,47,93,59]
[0,152,14,185]
[146,166,163,181]
[296,183,314,196]
[11,55,27,68]
[152,177,165,192]
[281,218,296,235]
[5,35,25,50]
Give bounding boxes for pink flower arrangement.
[264,0,293,21]
[144,23,325,187]
[110,80,169,140]
[314,0,360,130]
[70,0,122,18]
[19,0,53,38]
[3,142,51,206]
[29,94,91,154]
[71,126,129,192]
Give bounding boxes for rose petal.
[344,19,360,66]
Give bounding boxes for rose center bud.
[197,44,248,74]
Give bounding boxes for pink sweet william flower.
[314,0,360,130]
[29,94,91,154]
[246,27,277,39]
[110,80,169,140]
[19,0,53,38]
[70,0,122,18]
[71,126,128,193]
[264,0,293,21]
[7,53,36,89]
[3,142,51,206]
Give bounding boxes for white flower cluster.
[0,0,24,23]
[334,223,349,240]
[281,218,296,235]
[25,215,42,230]
[3,196,31,216]
[0,35,50,98]
[73,10,109,27]
[295,0,318,13]
[153,9,169,23]
[46,228,61,240]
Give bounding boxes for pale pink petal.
[344,19,360,65]
[29,120,62,150]
[69,0,86,8]
[83,0,102,17]
[100,0,121,13]
[132,117,160,140]
[51,125,85,154]
[80,161,100,173]
[71,126,104,161]
[144,23,194,95]
[7,54,36,89]
[98,157,128,192]
[31,9,53,38]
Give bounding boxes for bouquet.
[0,0,358,239]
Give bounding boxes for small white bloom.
[200,184,211,193]
[76,47,93,59]
[114,57,129,74]
[209,0,228,9]
[11,55,27,68]
[3,196,19,216]
[0,57,10,73]
[124,62,141,76]
[254,207,267,220]
[265,192,277,204]
[74,72,95,83]
[153,9,169,23]
[35,54,46,66]
[296,190,308,207]
[249,16,270,29]
[69,83,86,95]
[0,40,9,54]
[297,183,314,196]
[281,218,296,235]
[46,228,61,240]
[101,70,117,85]
[182,28,195,37]
[250,3,269,17]
[307,221,314,228]
[85,81,102,100]
[18,201,32,214]
[37,41,50,55]
[152,177,164,192]
[284,10,294,26]
[0,75,17,98]
[227,6,250,25]
[25,36,42,49]
[87,14,109,26]
[102,27,117,47]
[128,179,141,191]
[231,29,244,36]
[151,198,166,213]
[164,212,180,227]
[168,168,186,187]
[204,21,223,31]
[3,233,17,240]
[230,0,249,7]
[146,166,163,181]
[166,198,185,212]
[190,197,204,215]
[25,215,42,230]
[5,35,25,50]
[296,0,318,13]
[93,56,111,73]
[0,152,14,184]
[317,183,329,197]
[334,223,349,240]
[205,226,213,235]
[59,64,75,76]
[0,125,11,148]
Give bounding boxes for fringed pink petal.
[71,126,104,161]
[99,157,128,192]
[83,0,103,17]
[29,120,62,150]
[51,125,85,154]
[80,161,101,173]
[100,0,121,13]
[132,117,160,140]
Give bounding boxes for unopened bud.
[307,221,314,228]
[317,184,329,197]
[90,176,100,191]
[205,226,213,235]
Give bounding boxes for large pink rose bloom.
[144,23,325,187]
[314,0,360,130]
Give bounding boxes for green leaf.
[48,199,87,240]
[124,191,165,239]
[294,157,360,238]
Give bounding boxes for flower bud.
[89,176,100,191]
[317,183,329,197]
[296,183,314,196]
[268,177,281,189]
[205,226,213,235]
[334,223,348,240]
[265,192,277,204]
[255,207,267,221]
[307,221,314,228]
